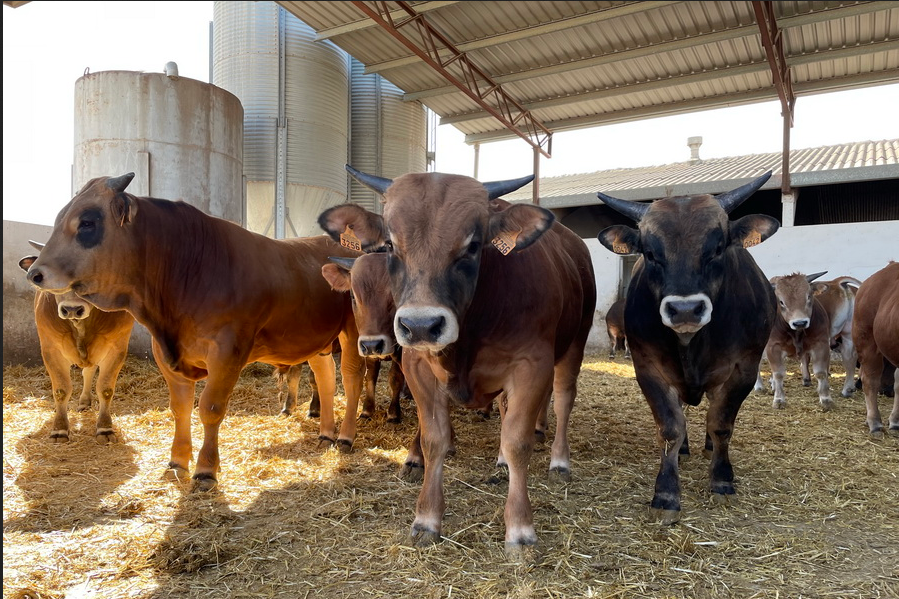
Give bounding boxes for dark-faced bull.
[597,172,778,524]
[23,174,365,490]
[318,166,597,559]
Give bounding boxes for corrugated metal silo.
[349,58,428,213]
[212,1,350,238]
[73,69,244,224]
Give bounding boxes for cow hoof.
[400,463,424,483]
[772,399,785,409]
[307,409,320,419]
[191,474,218,492]
[650,507,681,525]
[802,379,812,387]
[359,412,373,420]
[504,540,538,563]
[163,465,191,484]
[336,439,353,454]
[317,435,335,450]
[386,415,401,424]
[409,525,441,547]
[77,403,91,412]
[50,432,70,443]
[548,466,571,484]
[534,430,547,446]
[869,429,884,440]
[279,408,292,417]
[95,430,118,444]
[711,492,736,506]
[888,427,899,438]
[820,400,834,412]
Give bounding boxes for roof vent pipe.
[687,136,702,164]
[165,61,180,78]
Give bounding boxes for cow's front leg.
[769,349,787,409]
[93,348,127,444]
[277,364,302,416]
[501,376,550,560]
[839,340,858,398]
[42,350,73,443]
[307,353,337,448]
[800,353,812,387]
[641,380,686,524]
[810,349,833,410]
[77,365,97,411]
[155,343,196,483]
[336,330,366,451]
[193,362,244,490]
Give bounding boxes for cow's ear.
[812,282,828,296]
[321,263,352,292]
[487,203,554,255]
[730,214,779,249]
[111,193,136,226]
[598,225,641,255]
[19,255,37,272]
[318,204,386,252]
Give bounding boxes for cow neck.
[68,319,90,364]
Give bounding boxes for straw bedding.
[3,354,897,599]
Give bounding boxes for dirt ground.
[3,353,898,599]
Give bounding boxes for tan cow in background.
[19,249,134,444]
[812,275,863,397]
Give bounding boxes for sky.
[4,0,898,226]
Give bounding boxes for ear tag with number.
[491,230,521,256]
[340,225,362,252]
[612,242,630,254]
[743,231,762,248]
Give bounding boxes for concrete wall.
[3,220,152,366]
[5,218,897,365]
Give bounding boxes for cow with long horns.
[597,172,778,524]
[23,174,366,490]
[318,166,597,559]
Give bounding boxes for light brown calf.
[604,298,629,359]
[762,272,834,410]
[852,261,899,437]
[19,253,134,443]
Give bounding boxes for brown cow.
[319,166,596,559]
[24,173,366,490]
[852,261,899,437]
[321,253,410,424]
[19,251,134,444]
[597,171,778,524]
[761,272,834,410]
[604,298,630,359]
[812,275,863,397]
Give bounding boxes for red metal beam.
[350,1,552,158]
[753,1,795,192]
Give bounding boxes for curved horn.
[107,172,135,193]
[715,171,772,213]
[806,271,828,283]
[28,240,46,251]
[346,164,392,196]
[483,174,535,200]
[328,256,357,272]
[596,192,650,222]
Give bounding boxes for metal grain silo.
[212,1,350,239]
[73,69,244,224]
[349,58,428,213]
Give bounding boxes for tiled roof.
[504,139,899,207]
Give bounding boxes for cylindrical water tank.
[212,1,350,238]
[73,69,244,224]
[349,58,428,213]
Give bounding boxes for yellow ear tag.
[340,225,362,252]
[491,230,521,256]
[743,231,762,248]
[612,242,630,254]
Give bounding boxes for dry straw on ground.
[3,354,898,599]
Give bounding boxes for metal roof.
[499,138,899,208]
[275,1,899,155]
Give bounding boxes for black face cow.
[318,166,597,559]
[597,172,779,524]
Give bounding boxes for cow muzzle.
[394,306,459,351]
[58,302,90,320]
[659,294,712,333]
[358,335,394,358]
[789,319,809,330]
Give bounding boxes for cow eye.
[383,240,394,252]
[79,219,95,231]
[644,250,656,264]
[466,240,481,255]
